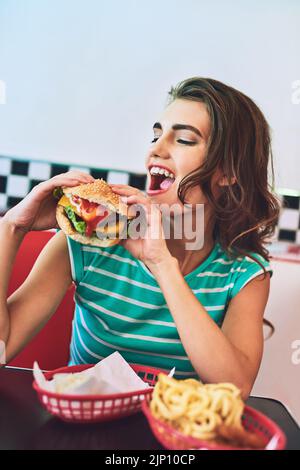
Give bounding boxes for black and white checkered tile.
[276,193,300,244]
[1,155,300,244]
[0,156,147,214]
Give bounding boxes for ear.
[218,175,237,187]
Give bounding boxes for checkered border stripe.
[1,155,300,243]
[276,193,300,244]
[0,156,147,212]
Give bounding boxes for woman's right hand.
[3,171,94,233]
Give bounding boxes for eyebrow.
[153,122,203,138]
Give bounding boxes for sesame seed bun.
[62,178,132,217]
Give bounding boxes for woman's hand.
[3,171,94,233]
[110,184,174,269]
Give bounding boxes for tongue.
[160,177,174,190]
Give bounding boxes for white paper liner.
[33,351,175,396]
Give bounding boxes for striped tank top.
[66,237,272,378]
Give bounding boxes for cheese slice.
[96,218,126,237]
[58,195,81,217]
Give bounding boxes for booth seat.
[7,230,75,370]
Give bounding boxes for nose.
[150,134,171,161]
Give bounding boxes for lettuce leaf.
[64,206,86,235]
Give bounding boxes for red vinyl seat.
[7,230,75,370]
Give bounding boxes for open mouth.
[147,165,176,193]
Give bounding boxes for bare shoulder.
[26,230,72,286]
[230,271,270,307]
[48,229,69,253]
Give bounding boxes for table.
[0,367,299,450]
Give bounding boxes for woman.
[0,77,280,399]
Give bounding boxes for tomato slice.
[80,200,98,222]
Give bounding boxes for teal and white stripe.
[66,238,273,378]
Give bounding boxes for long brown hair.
[167,77,281,271]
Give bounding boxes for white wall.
[0,0,299,187]
[253,259,300,425]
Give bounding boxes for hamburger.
[55,179,134,247]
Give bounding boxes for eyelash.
[151,137,196,146]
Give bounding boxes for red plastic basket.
[33,363,164,423]
[141,395,286,450]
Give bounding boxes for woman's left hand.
[110,184,174,268]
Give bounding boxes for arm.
[0,224,73,363]
[0,170,94,363]
[149,257,270,400]
[109,184,270,399]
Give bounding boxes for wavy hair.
[167,77,281,274]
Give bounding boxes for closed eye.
[151,137,196,146]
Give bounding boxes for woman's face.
[145,98,211,207]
